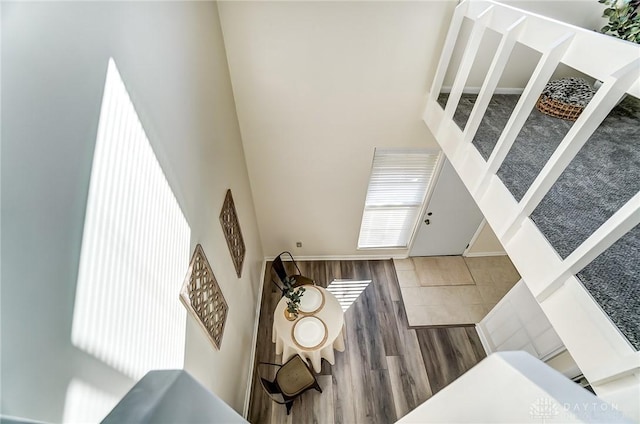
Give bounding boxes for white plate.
[292,316,327,349]
[298,286,324,313]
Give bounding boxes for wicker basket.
[536,95,585,121]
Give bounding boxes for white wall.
[217,0,603,260]
[1,2,262,422]
[465,220,506,256]
[477,280,565,364]
[504,0,605,29]
[218,1,457,258]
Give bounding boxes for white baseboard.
[264,253,407,261]
[463,251,508,257]
[242,259,267,419]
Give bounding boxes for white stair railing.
[423,0,640,420]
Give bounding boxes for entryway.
[409,159,484,256]
[394,255,520,326]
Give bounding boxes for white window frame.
[357,148,441,249]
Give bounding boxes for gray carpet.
[576,225,640,351]
[437,92,640,350]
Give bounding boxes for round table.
[272,286,345,373]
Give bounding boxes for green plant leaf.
[599,0,640,44]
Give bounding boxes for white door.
[409,159,484,256]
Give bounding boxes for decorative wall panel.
[219,189,245,278]
[180,244,228,349]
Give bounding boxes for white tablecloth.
[272,286,345,372]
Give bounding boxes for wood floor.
[248,260,486,424]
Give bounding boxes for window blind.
[358,149,440,248]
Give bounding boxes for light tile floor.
[394,255,520,326]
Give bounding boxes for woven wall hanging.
[219,189,246,278]
[180,244,228,349]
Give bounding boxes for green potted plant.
[283,276,306,320]
[599,0,640,43]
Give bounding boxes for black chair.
[270,251,315,296]
[257,355,322,415]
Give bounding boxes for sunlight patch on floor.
[326,279,371,311]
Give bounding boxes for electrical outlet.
[296,242,302,248]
